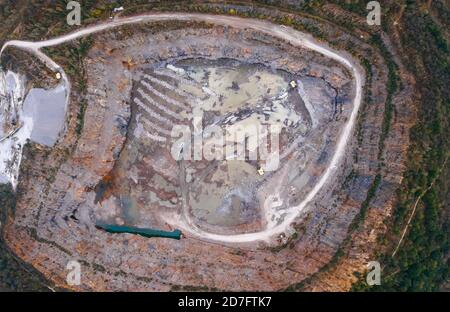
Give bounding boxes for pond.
[0,69,67,187]
[22,84,66,146]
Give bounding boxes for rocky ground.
[1,1,442,292]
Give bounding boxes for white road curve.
[0,13,364,244]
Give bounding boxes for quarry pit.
[91,23,357,244]
[1,12,397,292]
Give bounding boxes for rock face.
[3,7,415,292]
[94,25,353,241]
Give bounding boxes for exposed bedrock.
[3,11,415,291]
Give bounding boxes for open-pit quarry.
[0,5,419,292]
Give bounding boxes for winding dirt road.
[0,13,364,244]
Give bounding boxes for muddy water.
[189,160,263,227]
[22,85,66,146]
[171,59,306,229]
[0,69,67,187]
